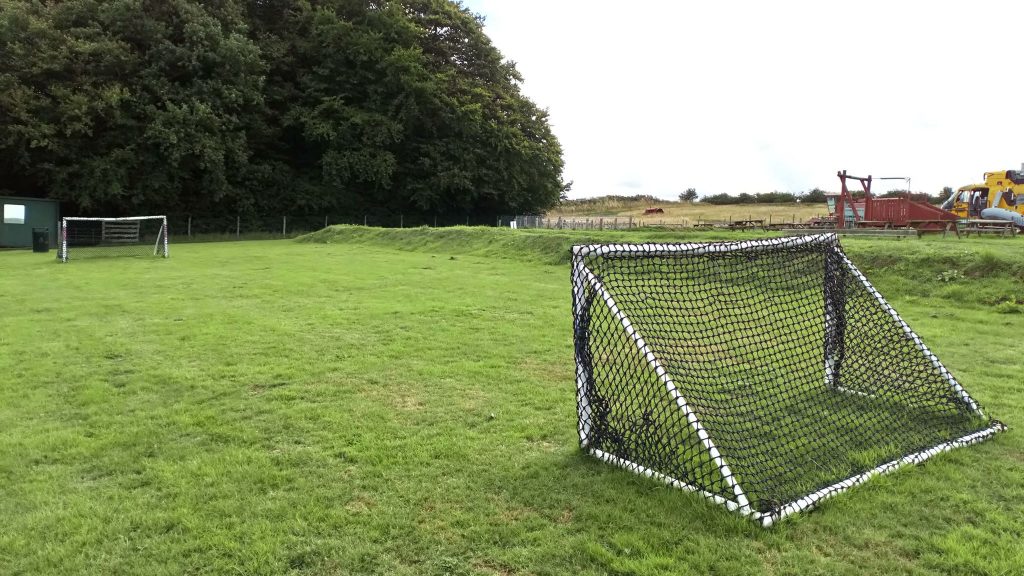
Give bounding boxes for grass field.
[1,229,1022,575]
[547,200,828,226]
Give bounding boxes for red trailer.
[835,170,959,233]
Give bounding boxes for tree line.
[679,187,955,205]
[695,191,813,205]
[0,0,565,220]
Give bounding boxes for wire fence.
[165,211,835,242]
[169,213,502,241]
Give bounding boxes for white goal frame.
[571,233,1005,527]
[59,215,169,263]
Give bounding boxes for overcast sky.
[462,0,1024,199]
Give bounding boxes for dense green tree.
[0,0,565,220]
[0,0,265,214]
[678,188,697,203]
[801,188,827,203]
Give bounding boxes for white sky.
[462,0,1024,199]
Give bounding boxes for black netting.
[572,235,1003,523]
[60,217,169,261]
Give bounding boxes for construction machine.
[942,166,1024,226]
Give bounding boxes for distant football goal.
[59,216,169,262]
[571,234,1004,526]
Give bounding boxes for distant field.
[547,200,829,226]
[1,230,1021,575]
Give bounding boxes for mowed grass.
[0,236,1022,575]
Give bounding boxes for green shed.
[0,196,60,249]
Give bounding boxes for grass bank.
[300,226,1024,309]
[298,225,782,266]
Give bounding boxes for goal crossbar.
[61,216,168,222]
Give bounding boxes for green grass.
[1,231,1022,575]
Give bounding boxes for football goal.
[59,216,169,262]
[571,234,1004,526]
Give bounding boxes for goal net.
[571,234,1004,526]
[59,216,169,262]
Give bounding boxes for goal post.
[571,234,1004,526]
[59,216,169,262]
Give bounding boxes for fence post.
[629,216,633,228]
[283,216,287,236]
[324,214,328,229]
[187,216,192,238]
[599,218,604,230]
[236,215,240,238]
[400,214,404,228]
[364,215,367,227]
[434,215,437,227]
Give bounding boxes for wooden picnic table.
[727,219,765,231]
[962,219,1018,237]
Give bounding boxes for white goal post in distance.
[571,234,1004,527]
[59,215,169,262]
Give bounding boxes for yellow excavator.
[942,166,1024,227]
